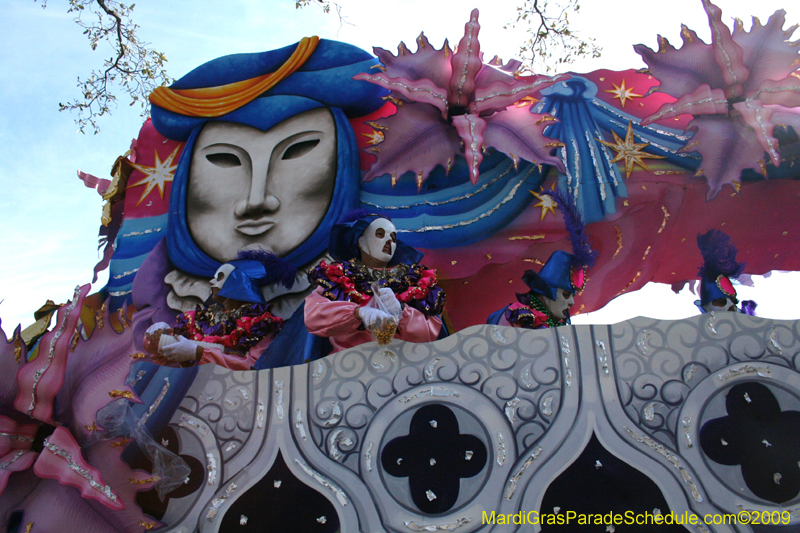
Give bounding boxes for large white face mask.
[703,297,738,313]
[187,108,337,262]
[542,289,575,320]
[209,264,236,293]
[358,218,397,265]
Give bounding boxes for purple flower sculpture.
[354,8,568,187]
[635,0,800,198]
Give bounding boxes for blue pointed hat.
[695,229,745,308]
[521,251,583,301]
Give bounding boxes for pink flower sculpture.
[354,8,568,187]
[635,0,800,197]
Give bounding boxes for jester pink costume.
[304,212,445,352]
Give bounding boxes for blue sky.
[1,0,797,330]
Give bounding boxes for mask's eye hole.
[206,153,242,168]
[390,232,397,242]
[282,139,320,160]
[563,290,571,299]
[217,272,225,281]
[375,228,385,239]
[712,298,727,307]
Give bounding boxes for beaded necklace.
[528,294,565,329]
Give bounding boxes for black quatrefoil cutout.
[700,382,800,503]
[381,403,487,514]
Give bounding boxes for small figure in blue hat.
[143,250,292,368]
[305,211,445,352]
[694,229,757,315]
[488,190,597,329]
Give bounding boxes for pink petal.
[15,285,89,424]
[452,113,487,184]
[33,426,124,510]
[354,72,448,115]
[749,76,800,109]
[448,8,482,108]
[703,0,750,99]
[361,103,461,186]
[633,28,725,97]
[733,10,800,94]
[372,34,454,91]
[641,84,728,126]
[471,73,570,115]
[483,106,565,172]
[0,450,37,494]
[733,100,781,166]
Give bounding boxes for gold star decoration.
[361,129,384,145]
[604,79,641,108]
[530,184,559,221]
[128,146,180,206]
[597,121,664,179]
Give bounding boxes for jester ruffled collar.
[308,259,445,316]
[175,302,283,351]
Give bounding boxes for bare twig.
[505,0,601,73]
[36,0,173,133]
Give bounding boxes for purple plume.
[544,189,598,268]
[696,229,746,279]
[740,300,758,316]
[236,249,297,289]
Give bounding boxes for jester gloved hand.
[694,229,757,315]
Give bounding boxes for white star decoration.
[128,146,180,206]
[530,184,559,221]
[604,79,642,108]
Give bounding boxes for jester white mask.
[209,264,236,293]
[542,289,575,320]
[358,218,397,265]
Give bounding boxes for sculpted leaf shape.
[635,0,800,197]
[355,8,566,186]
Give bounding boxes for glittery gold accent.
[783,231,789,236]
[731,180,741,193]
[658,205,670,234]
[381,95,404,106]
[544,142,565,148]
[140,522,157,530]
[642,246,651,260]
[69,332,80,352]
[84,422,98,432]
[416,171,423,191]
[657,36,668,53]
[391,174,397,188]
[361,129,384,145]
[371,64,386,72]
[757,159,768,177]
[451,261,457,265]
[641,185,647,190]
[365,121,388,131]
[514,96,538,107]
[523,258,545,265]
[109,390,134,399]
[129,352,147,360]
[117,308,130,327]
[613,226,623,258]
[111,437,131,447]
[604,79,642,107]
[95,302,106,330]
[509,234,545,241]
[615,272,642,297]
[23,523,32,533]
[13,333,23,364]
[130,476,160,485]
[597,121,665,179]
[536,115,557,125]
[486,254,492,259]
[530,190,558,221]
[681,24,694,42]
[623,200,629,206]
